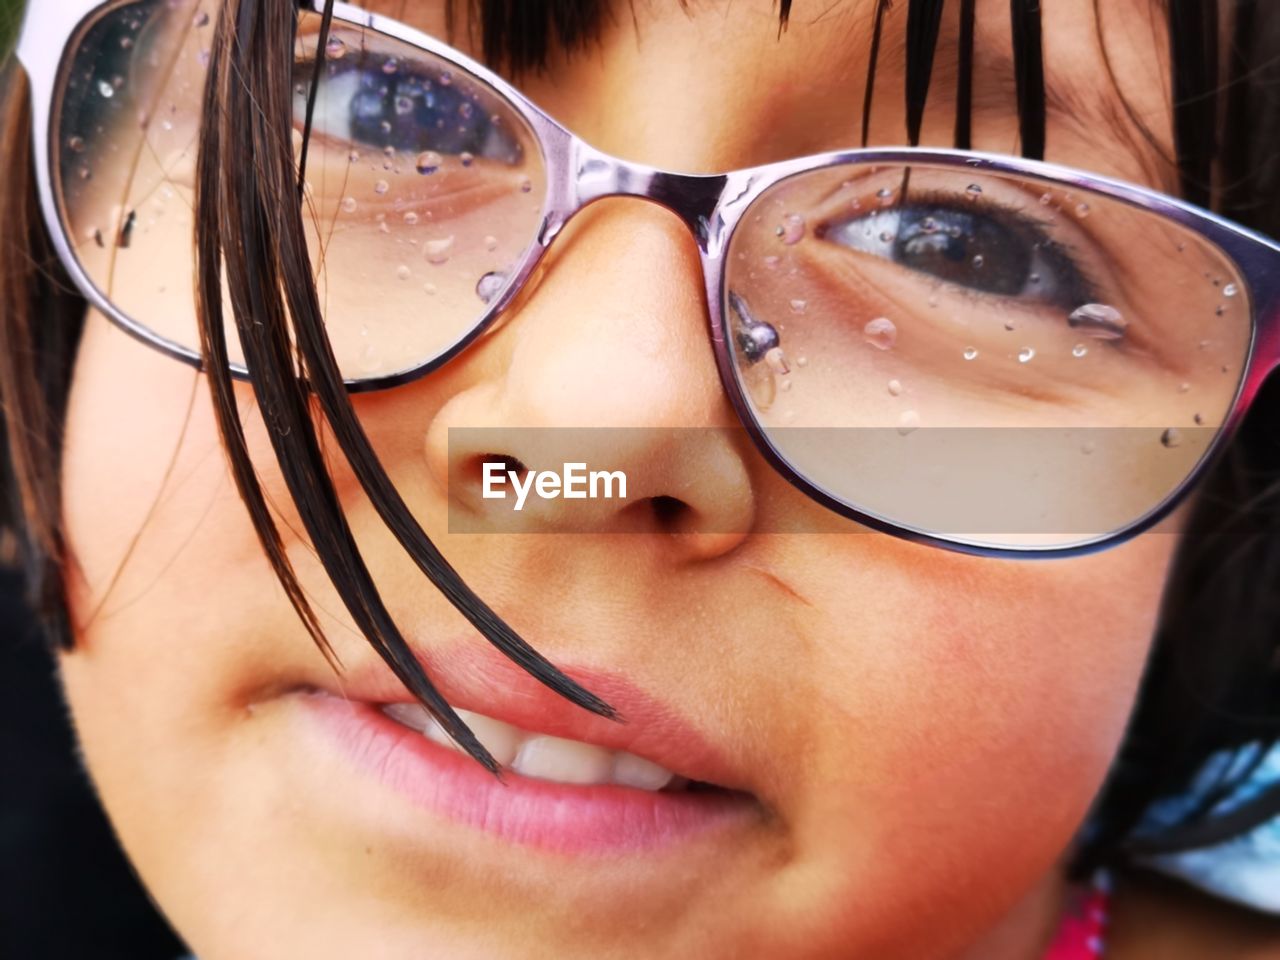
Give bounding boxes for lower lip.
[303,693,757,855]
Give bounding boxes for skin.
[52,0,1275,957]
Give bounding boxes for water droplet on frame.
[475,271,506,304]
[863,317,897,350]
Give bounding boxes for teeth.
[612,751,675,791]
[380,703,679,790]
[513,735,614,785]
[454,709,522,767]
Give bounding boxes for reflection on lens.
[724,163,1252,548]
[54,0,547,380]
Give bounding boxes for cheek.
[766,534,1173,954]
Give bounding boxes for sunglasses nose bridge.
[567,144,727,250]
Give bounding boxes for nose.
[424,199,755,562]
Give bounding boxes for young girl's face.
[58,1,1187,956]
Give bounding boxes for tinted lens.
[54,1,547,380]
[724,164,1252,548]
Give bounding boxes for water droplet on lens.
[423,282,437,296]
[374,179,389,195]
[887,379,903,396]
[921,216,939,233]
[1081,439,1097,455]
[1028,272,1041,285]
[415,150,442,175]
[1076,202,1090,218]
[519,177,533,193]
[1215,304,1226,317]
[394,95,413,116]
[423,235,454,264]
[972,254,984,268]
[876,187,894,205]
[796,356,808,367]
[1067,303,1128,340]
[1160,427,1182,448]
[897,410,920,435]
[1039,192,1052,205]
[1072,343,1088,358]
[879,230,894,243]
[340,196,357,213]
[1178,381,1191,393]
[67,136,85,153]
[780,379,793,392]
[97,79,115,98]
[965,183,983,199]
[439,71,453,86]
[120,36,134,50]
[460,151,475,167]
[396,264,411,281]
[458,102,474,119]
[76,165,91,181]
[325,37,347,59]
[1223,282,1238,297]
[1004,319,1016,332]
[863,316,897,350]
[789,298,807,314]
[194,11,210,27]
[484,235,499,251]
[382,58,399,75]
[776,213,806,244]
[380,120,392,134]
[1018,346,1035,363]
[403,211,419,225]
[476,270,506,303]
[963,346,978,360]
[1193,412,1204,425]
[361,344,381,372]
[765,347,790,375]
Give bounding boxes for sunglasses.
[17,0,1280,557]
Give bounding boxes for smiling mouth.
[380,702,724,794]
[295,646,760,854]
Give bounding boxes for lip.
[296,643,763,854]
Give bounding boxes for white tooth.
[611,751,675,791]
[382,702,432,733]
[512,735,614,785]
[423,716,453,747]
[454,709,524,766]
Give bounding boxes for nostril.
[461,453,528,487]
[649,495,688,529]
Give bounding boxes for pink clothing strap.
[1042,872,1110,959]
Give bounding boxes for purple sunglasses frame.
[17,0,1280,559]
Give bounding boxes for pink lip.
[297,643,761,854]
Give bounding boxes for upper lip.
[304,640,755,796]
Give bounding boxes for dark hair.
[1,0,1277,870]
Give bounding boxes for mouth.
[297,645,763,855]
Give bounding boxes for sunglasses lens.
[53,1,547,381]
[725,163,1251,548]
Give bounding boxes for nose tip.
[422,198,756,561]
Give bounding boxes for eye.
[818,199,1095,310]
[293,57,524,164]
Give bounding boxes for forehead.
[356,0,1176,190]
